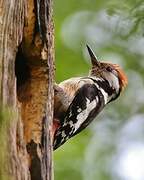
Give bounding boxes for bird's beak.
[86,44,100,67]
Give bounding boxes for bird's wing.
[53,83,105,150]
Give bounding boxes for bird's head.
[87,45,128,100]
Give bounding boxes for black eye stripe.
[106,66,113,72]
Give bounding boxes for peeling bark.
[0,0,54,179]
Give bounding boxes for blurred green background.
[54,0,144,180]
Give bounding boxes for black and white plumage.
[53,45,127,150]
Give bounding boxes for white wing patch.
[69,121,74,127]
[74,98,97,132]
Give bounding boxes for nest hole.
[15,46,31,102]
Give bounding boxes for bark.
[0,0,54,179]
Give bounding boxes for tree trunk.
[0,0,54,179]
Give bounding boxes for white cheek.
[106,72,120,92]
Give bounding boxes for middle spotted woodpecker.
[53,45,127,150]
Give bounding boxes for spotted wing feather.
[53,83,105,150]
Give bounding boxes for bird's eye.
[106,66,113,72]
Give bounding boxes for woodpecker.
[53,45,127,150]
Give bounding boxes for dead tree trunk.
[0,0,54,179]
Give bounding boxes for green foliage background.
[54,0,144,180]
